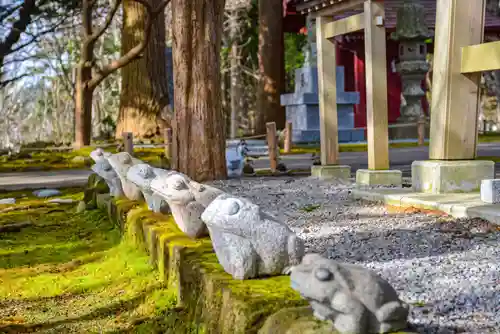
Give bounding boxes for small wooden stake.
[266,122,278,172]
[417,117,426,146]
[122,132,133,155]
[284,121,292,153]
[164,128,173,159]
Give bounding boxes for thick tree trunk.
[74,51,94,148]
[255,0,285,135]
[171,0,227,182]
[116,0,169,140]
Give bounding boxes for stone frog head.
[150,172,196,206]
[201,194,304,279]
[126,164,174,213]
[91,159,124,197]
[150,172,213,238]
[290,254,409,334]
[107,152,144,201]
[90,148,111,164]
[126,163,158,192]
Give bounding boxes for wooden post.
[122,132,133,155]
[316,16,339,165]
[417,117,426,146]
[164,128,173,159]
[266,122,278,172]
[284,121,292,153]
[364,1,389,170]
[429,0,485,160]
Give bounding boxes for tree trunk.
[255,0,285,135]
[229,9,243,139]
[74,60,94,148]
[171,0,227,182]
[116,0,170,140]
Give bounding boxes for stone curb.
[351,188,500,225]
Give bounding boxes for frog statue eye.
[314,267,333,282]
[223,199,240,216]
[173,179,187,191]
[103,163,112,172]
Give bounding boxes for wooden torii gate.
[430,0,498,160]
[295,0,390,172]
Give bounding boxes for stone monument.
[290,253,409,334]
[280,16,363,143]
[391,1,433,139]
[201,194,304,280]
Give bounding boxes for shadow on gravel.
[314,218,500,263]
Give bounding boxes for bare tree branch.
[88,0,171,89]
[0,0,37,64]
[88,0,123,43]
[0,72,31,88]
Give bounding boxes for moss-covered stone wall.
[85,177,416,334]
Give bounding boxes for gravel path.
[209,176,500,334]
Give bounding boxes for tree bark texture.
[255,0,285,135]
[229,9,244,139]
[116,0,170,140]
[171,0,227,182]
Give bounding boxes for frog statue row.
[88,149,409,333]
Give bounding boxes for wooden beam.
[316,16,339,165]
[429,0,485,160]
[323,13,365,38]
[461,41,500,73]
[310,0,364,18]
[364,1,389,170]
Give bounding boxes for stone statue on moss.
[90,148,112,164]
[91,160,124,198]
[126,163,173,214]
[107,152,144,201]
[150,172,224,238]
[201,194,304,280]
[290,254,409,334]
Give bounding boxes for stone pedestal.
[311,165,351,180]
[356,169,403,187]
[412,160,495,193]
[281,66,364,144]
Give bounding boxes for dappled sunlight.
[0,191,180,333]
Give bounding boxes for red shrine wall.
[337,35,432,129]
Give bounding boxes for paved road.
[0,169,92,191]
[1,143,500,189]
[253,143,500,176]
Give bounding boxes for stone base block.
[311,165,351,180]
[481,179,500,203]
[412,160,495,194]
[356,169,402,187]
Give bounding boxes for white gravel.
[209,176,500,334]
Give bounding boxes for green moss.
[0,147,169,173]
[110,200,307,334]
[0,191,191,333]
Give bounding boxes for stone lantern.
[391,1,433,129]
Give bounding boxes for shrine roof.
[286,0,500,29]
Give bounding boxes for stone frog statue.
[150,172,224,238]
[126,163,174,213]
[90,148,112,164]
[290,253,409,334]
[91,159,124,198]
[107,152,144,201]
[200,193,304,280]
